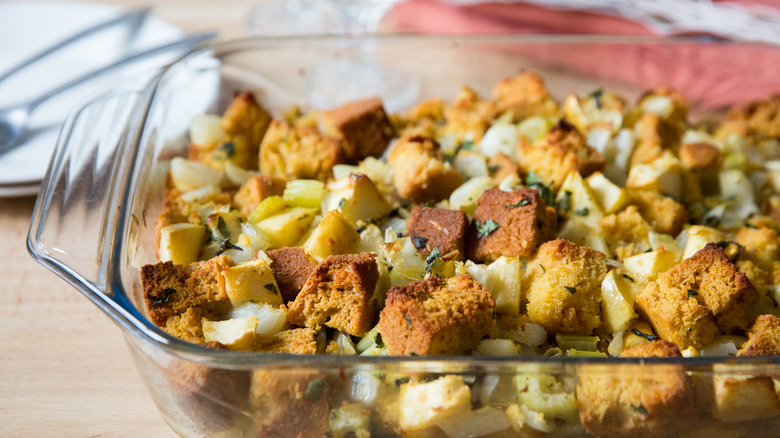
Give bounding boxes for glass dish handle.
[28,81,150,314]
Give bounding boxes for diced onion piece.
[350,372,382,405]
[449,176,494,216]
[224,161,256,186]
[230,302,287,335]
[479,122,519,159]
[189,114,227,145]
[332,164,362,180]
[170,157,223,191]
[436,407,512,438]
[517,116,550,144]
[202,316,258,350]
[453,151,489,179]
[509,323,547,347]
[476,339,518,356]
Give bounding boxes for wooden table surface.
[0,1,346,435]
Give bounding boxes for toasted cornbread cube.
[738,314,780,357]
[486,151,520,184]
[629,112,679,168]
[322,173,392,226]
[577,340,693,438]
[398,376,472,430]
[629,189,688,236]
[254,207,317,248]
[303,210,360,262]
[491,71,559,121]
[254,327,319,354]
[158,223,207,265]
[321,97,394,163]
[287,253,380,336]
[266,247,317,304]
[725,94,780,138]
[232,174,286,217]
[524,239,607,334]
[467,188,557,263]
[387,135,463,203]
[735,226,780,273]
[713,374,780,422]
[600,205,652,260]
[378,275,495,355]
[516,119,604,190]
[441,85,496,143]
[250,370,330,438]
[222,258,282,307]
[679,142,722,172]
[392,98,445,138]
[141,256,233,343]
[259,120,344,181]
[202,316,258,350]
[405,206,468,260]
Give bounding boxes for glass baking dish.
[28,35,780,437]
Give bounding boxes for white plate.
[0,1,183,191]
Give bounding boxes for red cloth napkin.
[390,0,780,109]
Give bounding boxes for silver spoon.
[0,32,216,155]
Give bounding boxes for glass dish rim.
[34,33,780,369]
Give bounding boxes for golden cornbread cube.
[220,91,272,170]
[266,247,317,304]
[735,225,780,273]
[725,94,780,138]
[629,189,688,236]
[254,327,319,354]
[392,98,445,139]
[486,151,520,184]
[322,173,392,226]
[378,275,495,356]
[577,340,693,438]
[629,112,679,168]
[440,85,496,143]
[638,87,690,126]
[387,135,463,203]
[491,70,559,121]
[250,369,330,438]
[713,374,780,423]
[679,142,722,172]
[222,258,283,307]
[141,256,233,343]
[232,174,286,217]
[321,97,395,163]
[158,223,207,265]
[259,120,344,181]
[467,188,557,263]
[599,205,652,260]
[738,314,780,357]
[202,316,258,350]
[663,243,758,331]
[516,119,605,190]
[155,188,189,256]
[287,253,380,336]
[405,206,469,260]
[524,239,607,335]
[303,210,360,262]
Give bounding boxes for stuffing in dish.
[141,72,780,436]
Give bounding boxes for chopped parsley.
[374,333,384,348]
[687,289,698,298]
[744,222,758,229]
[475,219,499,239]
[215,239,242,256]
[418,292,435,300]
[338,198,346,211]
[622,274,635,283]
[540,264,546,274]
[487,164,501,174]
[574,207,590,217]
[216,216,231,241]
[424,244,442,277]
[630,404,648,416]
[412,236,428,249]
[395,377,411,386]
[219,142,235,158]
[460,140,474,151]
[147,288,175,308]
[525,172,554,206]
[557,190,572,213]
[564,286,576,294]
[504,197,531,209]
[131,214,139,226]
[304,378,327,402]
[405,313,413,326]
[588,88,604,109]
[631,328,659,342]
[265,283,278,294]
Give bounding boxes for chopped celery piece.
[356,326,381,353]
[283,179,324,208]
[555,333,599,352]
[564,349,607,357]
[247,195,286,224]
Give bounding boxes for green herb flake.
[767,289,778,307]
[564,286,576,294]
[539,264,546,274]
[630,404,648,416]
[460,140,474,151]
[418,292,435,300]
[557,191,572,213]
[412,236,428,249]
[405,313,413,326]
[631,328,659,342]
[304,378,327,402]
[622,274,635,283]
[475,219,500,239]
[264,283,278,294]
[374,333,384,348]
[687,289,698,298]
[745,222,758,229]
[219,142,235,158]
[338,198,346,211]
[131,214,139,226]
[215,239,242,256]
[487,164,501,174]
[525,172,554,206]
[147,288,176,308]
[395,377,411,386]
[504,198,531,209]
[588,88,604,109]
[216,216,230,240]
[424,244,442,276]
[574,207,590,217]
